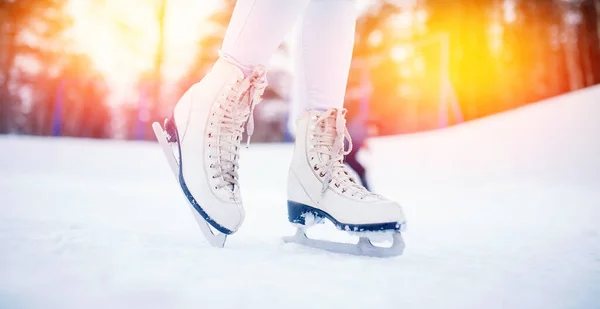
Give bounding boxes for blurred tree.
[177,0,236,94]
[16,51,111,138]
[422,0,600,126]
[580,0,600,85]
[125,0,236,141]
[28,53,110,138]
[144,0,167,141]
[347,1,404,135]
[510,0,565,102]
[0,0,112,138]
[0,0,72,133]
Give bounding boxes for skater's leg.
[221,0,311,72]
[164,0,311,240]
[289,0,357,125]
[284,0,406,257]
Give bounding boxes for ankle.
[219,51,255,77]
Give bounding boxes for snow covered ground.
[1,86,600,309]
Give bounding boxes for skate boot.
[283,108,406,257]
[152,57,267,247]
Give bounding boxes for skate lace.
[313,109,377,199]
[211,66,267,190]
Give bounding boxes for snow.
[2,85,600,309]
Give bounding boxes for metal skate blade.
[153,121,227,248]
[283,228,405,258]
[190,208,227,248]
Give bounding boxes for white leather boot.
[287,108,406,232]
[166,58,267,234]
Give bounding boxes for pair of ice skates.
[152,58,406,257]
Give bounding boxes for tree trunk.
[562,1,585,91]
[0,23,17,133]
[148,0,166,140]
[581,0,600,85]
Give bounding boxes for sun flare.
[66,0,219,99]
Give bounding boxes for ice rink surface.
[1,86,599,309]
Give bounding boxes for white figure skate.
[283,108,406,257]
[153,58,267,247]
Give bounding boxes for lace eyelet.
[319,172,325,177]
[334,183,340,188]
[214,186,218,190]
[313,165,318,171]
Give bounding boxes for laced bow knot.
[244,65,268,147]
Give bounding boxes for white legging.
[220,0,357,129]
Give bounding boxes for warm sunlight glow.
[66,0,219,99]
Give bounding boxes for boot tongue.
[316,114,340,164]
